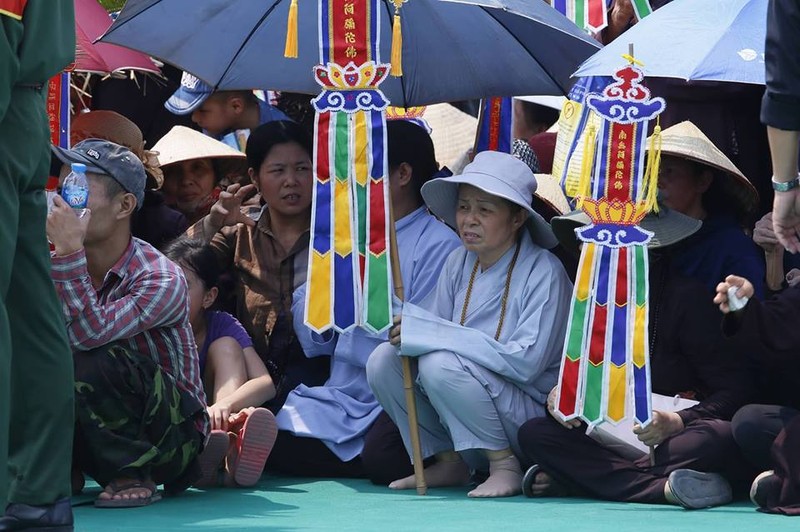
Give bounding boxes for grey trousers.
[366,342,544,463]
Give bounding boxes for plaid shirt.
[52,237,209,436]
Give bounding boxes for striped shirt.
[52,237,209,435]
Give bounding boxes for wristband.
[772,175,800,192]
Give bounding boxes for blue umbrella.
[574,0,766,85]
[100,0,601,107]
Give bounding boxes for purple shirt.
[199,311,254,374]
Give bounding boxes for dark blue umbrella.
[100,0,601,106]
[574,0,766,85]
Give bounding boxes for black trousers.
[518,415,753,504]
[266,431,364,478]
[732,404,800,514]
[732,404,800,471]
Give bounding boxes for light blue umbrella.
[99,0,601,107]
[574,0,766,85]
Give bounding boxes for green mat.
[71,475,795,531]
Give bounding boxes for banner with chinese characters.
[47,72,70,149]
[304,0,393,334]
[554,62,665,429]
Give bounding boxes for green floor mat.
[72,475,795,531]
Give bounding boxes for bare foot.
[389,458,471,490]
[468,455,522,498]
[97,478,156,502]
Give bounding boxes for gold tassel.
[576,122,597,208]
[642,119,662,213]
[284,0,298,59]
[390,7,403,77]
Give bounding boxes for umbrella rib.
[481,7,566,96]
[217,0,286,89]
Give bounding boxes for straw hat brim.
[422,173,559,250]
[532,173,571,220]
[152,126,247,167]
[649,121,759,215]
[424,104,478,170]
[552,207,702,257]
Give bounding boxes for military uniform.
[0,0,75,509]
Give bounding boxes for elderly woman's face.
[455,184,525,266]
[657,155,711,218]
[163,158,217,213]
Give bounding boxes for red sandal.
[229,407,278,487]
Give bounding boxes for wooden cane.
[388,201,427,495]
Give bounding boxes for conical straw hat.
[424,104,478,170]
[648,121,758,216]
[153,126,247,168]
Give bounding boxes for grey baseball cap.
[52,139,146,209]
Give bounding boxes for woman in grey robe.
[366,151,573,497]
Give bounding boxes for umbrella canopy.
[74,0,161,75]
[573,0,766,85]
[100,0,601,106]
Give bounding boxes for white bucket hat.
[421,151,559,249]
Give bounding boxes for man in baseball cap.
[46,139,209,508]
[52,138,147,210]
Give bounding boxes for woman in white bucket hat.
[366,151,573,497]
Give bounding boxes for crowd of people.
[3,0,800,531]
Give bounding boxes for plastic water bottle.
[61,163,89,216]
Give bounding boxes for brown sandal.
[94,479,162,508]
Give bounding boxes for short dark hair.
[163,238,221,289]
[245,120,313,173]
[387,120,438,200]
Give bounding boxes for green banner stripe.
[583,363,604,423]
[631,0,652,18]
[334,113,349,181]
[635,245,647,306]
[565,298,588,361]
[574,0,586,29]
[364,253,390,330]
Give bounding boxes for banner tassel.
[284,0,299,58]
[642,118,662,212]
[390,3,403,77]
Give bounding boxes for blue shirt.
[672,214,766,298]
[215,99,290,151]
[277,207,461,460]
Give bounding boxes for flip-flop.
[231,407,278,487]
[94,479,162,508]
[194,430,230,487]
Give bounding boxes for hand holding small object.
[713,275,754,314]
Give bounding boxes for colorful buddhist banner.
[555,63,664,428]
[305,0,393,334]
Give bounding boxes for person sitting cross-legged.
[518,207,756,510]
[48,139,209,508]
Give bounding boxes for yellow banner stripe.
[607,364,626,421]
[576,242,596,300]
[632,304,647,366]
[306,250,332,330]
[354,111,369,186]
[334,180,352,256]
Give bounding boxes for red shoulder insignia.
[0,0,27,20]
